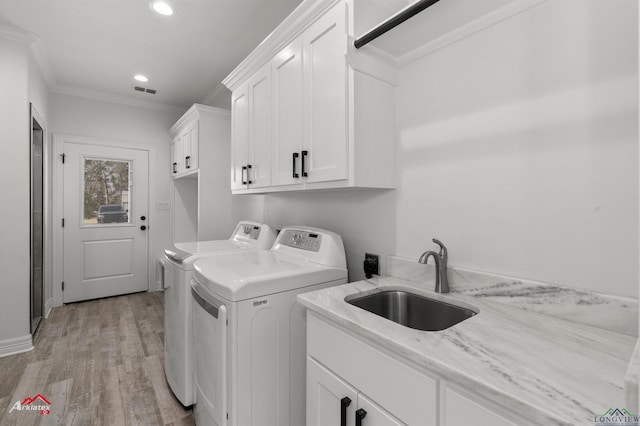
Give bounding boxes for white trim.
[44,298,53,319]
[169,103,231,137]
[201,83,230,107]
[51,84,187,113]
[0,334,33,358]
[395,0,550,66]
[30,104,49,329]
[0,24,55,85]
[52,134,156,307]
[222,0,341,91]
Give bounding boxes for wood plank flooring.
[0,292,193,426]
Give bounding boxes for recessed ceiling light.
[150,1,173,16]
[134,74,149,82]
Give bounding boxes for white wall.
[0,37,33,350]
[262,0,638,299]
[49,92,185,293]
[263,190,396,282]
[396,0,638,298]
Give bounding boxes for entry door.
[62,142,149,303]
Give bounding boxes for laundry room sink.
[345,288,478,331]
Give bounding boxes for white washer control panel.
[278,230,322,252]
[234,223,262,240]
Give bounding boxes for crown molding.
[52,84,187,113]
[201,83,230,106]
[222,0,341,92]
[0,24,56,85]
[169,103,231,136]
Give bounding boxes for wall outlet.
[364,253,379,278]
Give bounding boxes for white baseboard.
[45,297,53,319]
[0,334,33,358]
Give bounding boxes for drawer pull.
[356,408,367,426]
[340,397,351,426]
[292,152,299,178]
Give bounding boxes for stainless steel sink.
[345,289,478,331]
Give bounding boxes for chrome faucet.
[418,239,449,293]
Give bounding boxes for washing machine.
[191,226,347,426]
[163,221,277,406]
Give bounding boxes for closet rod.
[354,0,441,49]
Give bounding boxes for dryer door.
[192,283,227,426]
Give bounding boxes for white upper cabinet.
[232,64,273,190]
[169,104,229,179]
[301,2,348,184]
[271,39,303,187]
[169,106,205,178]
[223,0,398,194]
[231,84,249,189]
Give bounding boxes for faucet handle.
[432,238,447,258]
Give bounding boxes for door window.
[82,158,132,225]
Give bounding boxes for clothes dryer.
[191,226,347,426]
[163,221,276,406]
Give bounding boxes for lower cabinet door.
[357,393,406,426]
[307,357,358,426]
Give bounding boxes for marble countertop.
[298,276,637,425]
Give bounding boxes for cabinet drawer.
[308,313,437,425]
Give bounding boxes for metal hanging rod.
[354,0,441,49]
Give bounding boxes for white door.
[302,1,348,183]
[307,357,358,426]
[271,39,303,186]
[62,142,149,303]
[247,63,272,188]
[231,85,249,190]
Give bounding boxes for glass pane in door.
[83,158,132,225]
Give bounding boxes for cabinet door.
[271,39,303,186]
[171,136,182,176]
[247,64,272,188]
[179,128,190,173]
[186,121,199,171]
[301,1,348,183]
[357,394,406,426]
[308,357,358,426]
[231,85,249,190]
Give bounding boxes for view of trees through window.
[83,159,131,224]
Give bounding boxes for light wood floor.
[0,292,194,426]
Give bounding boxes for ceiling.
[0,0,303,109]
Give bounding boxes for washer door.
[192,283,227,425]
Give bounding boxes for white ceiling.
[0,0,303,109]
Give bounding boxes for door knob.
[140,225,147,231]
[140,216,146,221]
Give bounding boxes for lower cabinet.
[306,312,531,426]
[307,313,437,426]
[307,357,404,426]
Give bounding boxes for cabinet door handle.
[247,164,253,184]
[355,408,367,426]
[173,162,177,173]
[185,156,191,169]
[292,152,299,178]
[340,397,351,426]
[301,150,308,177]
[242,165,248,185]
